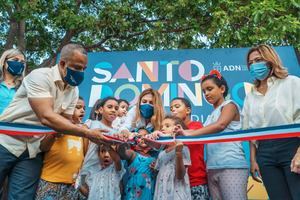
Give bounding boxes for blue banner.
[79,46,300,122]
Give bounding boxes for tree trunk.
[4,19,18,50]
[17,20,26,52]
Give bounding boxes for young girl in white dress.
[80,144,125,200]
[148,115,192,200]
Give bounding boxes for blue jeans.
[0,145,43,200]
[257,138,300,200]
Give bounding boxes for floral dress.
[124,153,155,200]
[154,146,192,200]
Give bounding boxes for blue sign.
[80,46,300,123]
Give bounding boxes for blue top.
[205,100,248,169]
[0,82,16,115]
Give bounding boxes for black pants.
[257,138,300,200]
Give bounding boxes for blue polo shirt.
[0,82,16,114]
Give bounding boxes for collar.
[252,76,277,95]
[52,65,74,91]
[0,81,15,89]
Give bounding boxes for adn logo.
[212,61,248,72]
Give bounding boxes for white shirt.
[242,75,300,130]
[112,116,126,131]
[0,65,79,158]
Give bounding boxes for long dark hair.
[97,97,118,120]
[89,99,102,120]
[201,75,229,98]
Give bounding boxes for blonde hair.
[135,88,165,130]
[247,44,288,86]
[0,48,26,88]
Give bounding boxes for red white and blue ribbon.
[0,121,300,144]
[0,121,56,136]
[154,123,300,144]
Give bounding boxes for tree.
[0,0,299,69]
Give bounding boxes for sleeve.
[118,105,137,131]
[64,87,79,115]
[182,146,191,166]
[241,94,251,130]
[85,172,93,187]
[25,69,52,98]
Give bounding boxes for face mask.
[6,61,25,76]
[249,62,271,81]
[63,67,84,86]
[140,104,154,119]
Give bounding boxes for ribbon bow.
[201,69,222,81]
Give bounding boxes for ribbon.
[0,121,56,136]
[0,121,299,144]
[154,123,300,144]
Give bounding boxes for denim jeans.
[0,145,43,200]
[257,138,300,200]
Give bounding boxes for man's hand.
[85,129,111,144]
[291,149,300,174]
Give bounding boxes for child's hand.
[149,160,156,169]
[145,131,163,140]
[149,160,158,173]
[175,141,184,153]
[106,144,121,161]
[173,125,188,136]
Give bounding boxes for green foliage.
[0,0,299,69]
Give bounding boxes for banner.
[80,46,300,122]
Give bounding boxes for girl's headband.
[201,69,222,81]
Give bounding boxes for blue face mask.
[63,67,84,86]
[140,104,154,119]
[249,62,271,81]
[6,60,25,76]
